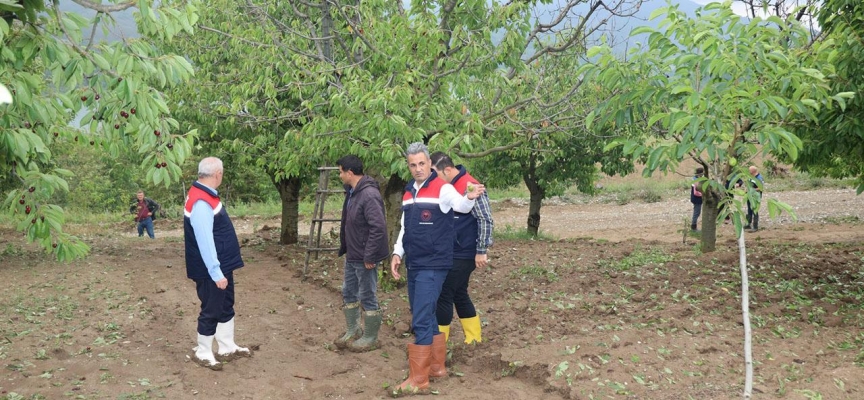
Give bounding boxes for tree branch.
[71,0,136,13]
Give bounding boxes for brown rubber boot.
[429,333,447,378]
[394,343,431,394]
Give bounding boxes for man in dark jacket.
[129,190,160,239]
[335,155,390,352]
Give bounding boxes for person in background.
[745,165,764,231]
[690,168,704,231]
[130,190,160,239]
[429,152,493,344]
[334,155,390,352]
[389,142,485,394]
[184,157,251,370]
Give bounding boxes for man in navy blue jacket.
[389,143,485,393]
[184,157,251,370]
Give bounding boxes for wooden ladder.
[304,166,343,278]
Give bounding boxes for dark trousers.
[195,272,235,336]
[436,258,477,326]
[746,193,762,228]
[406,268,448,345]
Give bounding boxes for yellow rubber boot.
[460,316,482,344]
[438,325,450,342]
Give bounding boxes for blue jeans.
[342,261,379,311]
[137,217,154,238]
[691,203,702,228]
[407,268,448,345]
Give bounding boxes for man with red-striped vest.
[184,157,251,370]
[430,152,493,345]
[390,143,485,394]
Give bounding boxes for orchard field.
[1,184,863,400]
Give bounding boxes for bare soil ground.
[1,187,863,400]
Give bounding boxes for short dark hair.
[695,167,704,175]
[430,151,454,170]
[336,155,364,175]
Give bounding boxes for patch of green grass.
[495,224,557,241]
[597,246,674,271]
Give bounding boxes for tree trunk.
[701,188,721,253]
[381,173,406,252]
[523,156,544,237]
[738,231,753,398]
[275,176,301,245]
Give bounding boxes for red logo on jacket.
[420,210,432,222]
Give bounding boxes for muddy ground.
[1,186,863,399]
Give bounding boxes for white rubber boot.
[193,334,221,370]
[215,318,251,361]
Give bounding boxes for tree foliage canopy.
[1,0,199,259]
[793,0,864,193]
[583,1,841,251]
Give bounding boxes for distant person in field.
[390,142,485,394]
[129,190,160,239]
[429,152,493,345]
[334,155,390,352]
[745,165,764,231]
[184,157,251,370]
[690,168,704,231]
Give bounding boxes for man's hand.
[466,184,486,200]
[475,253,488,268]
[390,255,402,280]
[215,278,228,290]
[364,262,375,270]
[147,212,152,217]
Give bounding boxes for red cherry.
[155,163,161,168]
[53,132,59,137]
[114,124,120,129]
[154,130,161,136]
[94,94,100,100]
[166,143,174,149]
[52,243,57,248]
[90,141,95,145]
[19,199,25,204]
[161,162,167,167]
[121,111,129,118]
[24,122,31,129]
[25,206,31,214]
[130,108,136,114]
[31,218,36,224]
[80,96,87,101]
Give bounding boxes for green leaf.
[585,110,596,130]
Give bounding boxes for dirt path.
[493,188,864,244]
